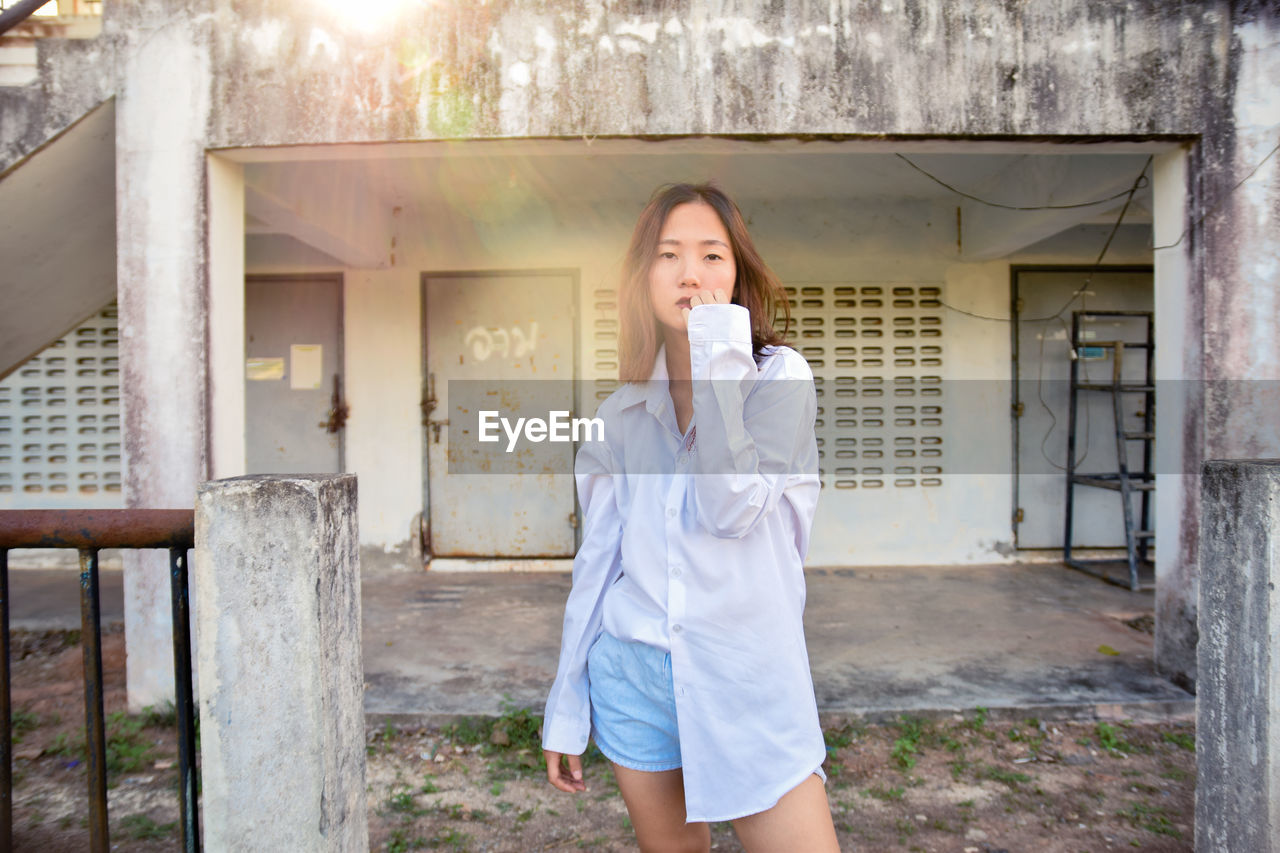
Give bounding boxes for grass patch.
[50,711,159,780]
[139,701,177,729]
[369,721,399,756]
[1097,722,1134,756]
[960,706,989,732]
[1162,730,1195,751]
[891,716,927,770]
[10,708,40,744]
[1116,802,1183,838]
[976,764,1032,788]
[429,827,472,849]
[862,785,905,801]
[823,722,862,755]
[119,813,176,841]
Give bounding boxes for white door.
[423,272,577,557]
[1014,268,1153,549]
[245,275,344,474]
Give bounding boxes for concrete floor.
[6,561,1194,723]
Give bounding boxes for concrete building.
[1,1,1277,707]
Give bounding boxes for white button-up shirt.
[542,303,827,823]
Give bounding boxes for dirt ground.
[9,627,1195,852]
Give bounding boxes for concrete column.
[207,154,247,480]
[115,12,212,711]
[1197,460,1280,852]
[194,474,367,852]
[1152,146,1200,693]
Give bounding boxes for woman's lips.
[677,297,692,309]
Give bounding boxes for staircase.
[0,0,115,380]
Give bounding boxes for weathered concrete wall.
[1197,459,1280,852]
[0,35,116,175]
[194,474,367,852]
[208,2,1234,143]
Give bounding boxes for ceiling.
[241,141,1155,267]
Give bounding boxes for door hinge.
[1013,401,1025,418]
[1014,507,1025,524]
[568,512,579,530]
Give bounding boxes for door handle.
[421,372,438,424]
[428,419,449,443]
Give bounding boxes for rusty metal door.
[245,275,345,474]
[1014,268,1153,549]
[423,272,576,557]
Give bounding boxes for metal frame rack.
[1063,310,1155,591]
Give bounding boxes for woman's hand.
[544,749,587,793]
[681,287,733,327]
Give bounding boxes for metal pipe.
[0,548,11,850]
[79,548,108,853]
[169,547,200,852]
[0,0,51,37]
[0,510,193,550]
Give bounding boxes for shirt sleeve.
[541,433,624,755]
[685,302,818,539]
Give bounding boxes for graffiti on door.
[463,323,539,362]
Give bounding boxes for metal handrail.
[0,509,200,853]
[0,0,53,37]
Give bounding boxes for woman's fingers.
[687,289,731,308]
[682,289,732,327]
[565,753,586,790]
[544,749,587,793]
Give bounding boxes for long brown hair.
[617,183,792,382]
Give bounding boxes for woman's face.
[647,201,737,334]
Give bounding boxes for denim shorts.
[587,630,683,772]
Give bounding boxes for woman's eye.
[658,251,676,260]
[705,253,724,261]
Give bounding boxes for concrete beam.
[1197,459,1280,852]
[244,162,392,270]
[194,474,367,852]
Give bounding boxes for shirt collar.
[618,343,670,416]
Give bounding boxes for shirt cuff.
[541,711,592,755]
[687,303,751,343]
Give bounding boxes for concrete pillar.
[114,10,212,711]
[1152,146,1200,693]
[194,474,367,852]
[207,153,247,480]
[1197,460,1280,852]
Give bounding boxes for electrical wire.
[895,153,1150,211]
[934,156,1153,323]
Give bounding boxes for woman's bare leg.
[730,773,840,853]
[610,763,711,853]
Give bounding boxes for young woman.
[541,183,839,852]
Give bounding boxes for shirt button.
[676,687,687,697]
[670,566,682,579]
[666,508,676,518]
[672,624,683,633]
[677,455,687,466]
